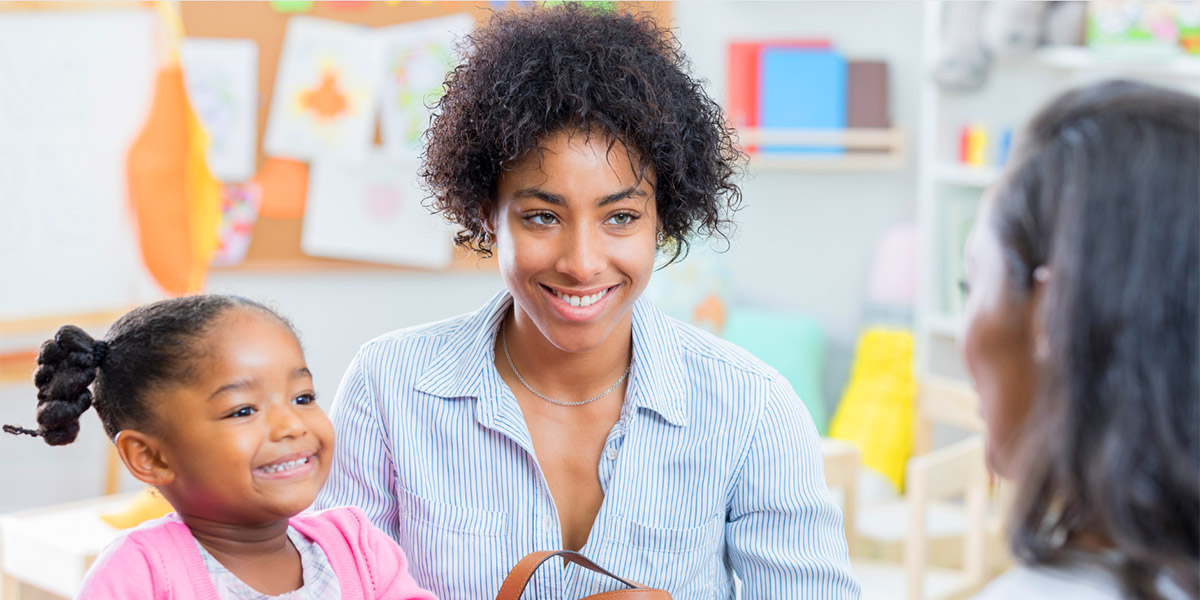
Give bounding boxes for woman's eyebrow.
[598,187,647,206]
[510,187,646,207]
[511,188,564,205]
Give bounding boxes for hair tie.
[92,340,109,367]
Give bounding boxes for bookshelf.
[738,127,906,172]
[914,2,1200,380]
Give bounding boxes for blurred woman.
[962,80,1198,600]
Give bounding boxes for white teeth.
[555,288,608,308]
[261,456,308,474]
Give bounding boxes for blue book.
[759,47,847,154]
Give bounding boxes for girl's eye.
[227,406,255,419]
[293,393,317,406]
[608,212,637,226]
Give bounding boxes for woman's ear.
[113,430,175,487]
[1031,266,1053,362]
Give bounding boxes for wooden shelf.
[1036,45,1200,79]
[739,127,906,172]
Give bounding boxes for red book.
[727,39,831,153]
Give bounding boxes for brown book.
[847,60,889,129]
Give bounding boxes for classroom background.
[1,1,1197,599]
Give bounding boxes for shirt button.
[542,515,555,531]
[605,447,619,460]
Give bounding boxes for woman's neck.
[501,308,634,404]
[182,514,302,595]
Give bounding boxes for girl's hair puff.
[5,295,296,445]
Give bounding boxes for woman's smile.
[543,283,620,321]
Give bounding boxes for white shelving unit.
[914,2,1200,380]
[1036,44,1200,77]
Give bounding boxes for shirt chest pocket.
[399,486,507,537]
[398,487,509,597]
[603,512,724,554]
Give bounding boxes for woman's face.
[493,128,658,355]
[961,195,1041,476]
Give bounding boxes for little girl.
[5,295,436,600]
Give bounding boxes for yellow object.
[966,125,988,167]
[829,327,917,491]
[99,488,174,529]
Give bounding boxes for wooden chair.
[827,377,1009,600]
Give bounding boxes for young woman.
[961,80,1198,600]
[315,5,858,599]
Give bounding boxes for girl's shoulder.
[78,513,198,597]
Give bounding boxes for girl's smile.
[254,452,318,479]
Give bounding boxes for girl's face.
[493,128,659,354]
[151,308,333,524]
[960,195,1040,476]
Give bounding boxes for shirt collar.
[627,295,688,427]
[414,289,688,427]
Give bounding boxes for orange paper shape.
[253,157,309,219]
[126,63,222,297]
[300,68,350,122]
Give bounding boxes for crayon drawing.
[264,16,378,161]
[302,152,453,268]
[377,14,473,157]
[180,38,258,182]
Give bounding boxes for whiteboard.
[0,10,164,322]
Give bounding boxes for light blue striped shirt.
[316,290,859,600]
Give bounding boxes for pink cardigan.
[78,506,437,600]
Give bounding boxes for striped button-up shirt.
[316,290,859,600]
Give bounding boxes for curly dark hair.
[992,80,1199,599]
[421,3,744,264]
[4,295,296,446]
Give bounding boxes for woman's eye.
[293,393,317,406]
[528,212,557,225]
[608,212,637,226]
[227,406,255,419]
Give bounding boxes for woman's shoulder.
[357,291,508,360]
[641,301,779,383]
[360,312,474,354]
[974,563,1123,600]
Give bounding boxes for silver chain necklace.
[501,321,630,407]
